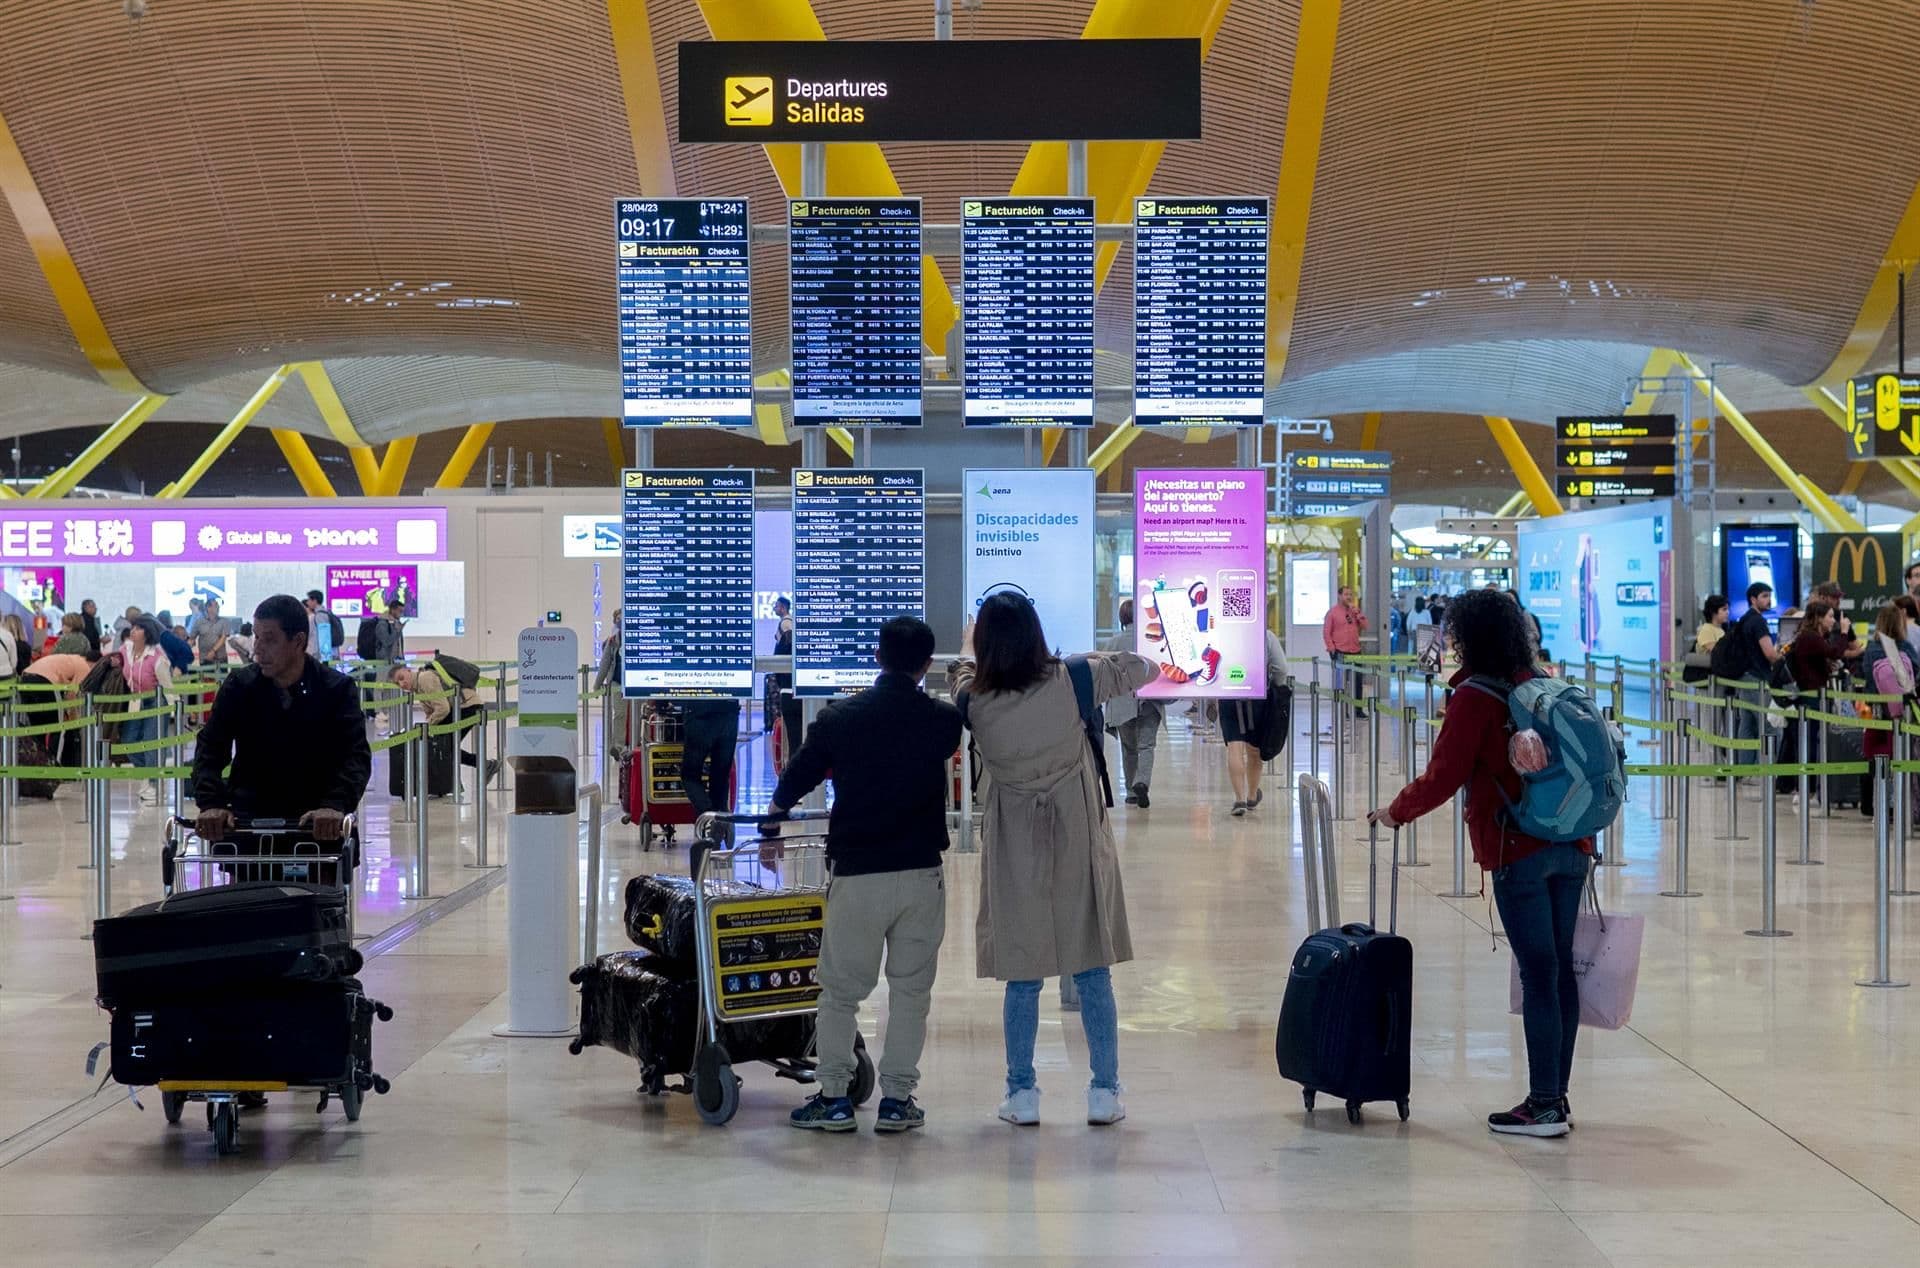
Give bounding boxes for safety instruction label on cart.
[709,895,826,1019]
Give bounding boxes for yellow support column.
[1483,416,1563,516]
[369,437,418,498]
[601,419,626,477]
[347,447,381,495]
[1266,0,1344,383]
[29,393,168,498]
[1088,419,1143,477]
[272,430,336,497]
[436,423,496,490]
[159,366,292,499]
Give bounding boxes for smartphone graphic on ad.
[1745,549,1773,591]
[1148,584,1211,679]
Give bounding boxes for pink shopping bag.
[1509,908,1645,1031]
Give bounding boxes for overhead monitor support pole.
[1065,140,1091,470]
[796,140,828,811]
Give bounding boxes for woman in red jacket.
[1368,588,1594,1138]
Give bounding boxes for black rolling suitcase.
[93,881,359,1007]
[1824,722,1869,809]
[387,726,455,797]
[109,977,389,1087]
[1276,828,1412,1124]
[623,874,700,965]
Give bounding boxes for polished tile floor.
[0,707,1916,1265]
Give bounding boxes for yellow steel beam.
[1805,184,1920,389]
[1839,461,1869,498]
[1483,416,1563,516]
[1804,383,1920,499]
[0,110,157,395]
[1041,430,1065,465]
[28,393,168,499]
[158,366,292,499]
[1625,346,1680,415]
[1266,0,1344,383]
[605,1,678,198]
[436,423,496,489]
[696,0,958,359]
[289,362,372,451]
[347,447,380,495]
[601,419,627,476]
[272,430,336,497]
[1088,419,1143,476]
[1359,411,1382,449]
[370,436,418,498]
[752,369,792,447]
[1672,352,1863,532]
[1493,491,1530,517]
[828,427,855,459]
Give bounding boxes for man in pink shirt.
[1323,585,1369,716]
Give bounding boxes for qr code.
[1220,586,1255,619]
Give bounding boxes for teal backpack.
[1464,675,1626,843]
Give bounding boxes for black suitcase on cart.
[623,874,700,966]
[93,881,359,1007]
[109,977,389,1089]
[1824,723,1869,809]
[1276,829,1412,1123]
[388,727,455,798]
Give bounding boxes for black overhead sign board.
[678,40,1203,143]
[1558,473,1676,499]
[1557,415,1678,441]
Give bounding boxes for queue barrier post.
[1307,677,1322,785]
[0,694,16,848]
[89,720,111,921]
[170,698,188,823]
[1421,672,1437,770]
[1896,730,1918,898]
[1663,753,1700,898]
[1718,689,1742,840]
[1399,706,1426,867]
[582,782,604,965]
[405,720,433,901]
[494,673,510,795]
[1596,706,1625,867]
[1819,687,1831,818]
[1362,698,1381,838]
[1745,761,1791,938]
[450,692,465,810]
[576,665,591,765]
[957,722,977,854]
[470,713,495,870]
[1789,703,1820,867]
[1366,708,1381,919]
[1441,785,1475,898]
[1331,688,1348,821]
[1857,755,1909,988]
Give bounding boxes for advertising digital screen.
[963,469,1096,655]
[754,508,795,661]
[562,515,623,558]
[1133,469,1269,700]
[620,469,756,699]
[616,198,754,426]
[792,469,925,697]
[961,198,1095,427]
[1132,198,1269,428]
[1288,556,1332,629]
[155,567,235,626]
[326,565,419,619]
[789,199,923,427]
[1723,524,1800,630]
[4,566,65,610]
[1517,504,1672,665]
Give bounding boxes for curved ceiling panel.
[1264,339,1652,422]
[1288,0,1920,386]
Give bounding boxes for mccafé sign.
[678,40,1201,143]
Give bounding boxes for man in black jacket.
[193,594,371,844]
[770,616,961,1134]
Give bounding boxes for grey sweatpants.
[1110,705,1164,792]
[815,866,946,1101]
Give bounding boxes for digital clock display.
[616,197,754,427]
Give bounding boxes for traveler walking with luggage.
[768,617,963,1134]
[1366,588,1601,1138]
[949,592,1158,1127]
[678,698,742,840]
[120,617,176,805]
[1102,599,1164,809]
[386,658,499,788]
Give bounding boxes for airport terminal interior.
[2,1,1920,1264]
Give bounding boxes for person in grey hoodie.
[1101,599,1164,809]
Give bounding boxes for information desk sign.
[1848,372,1920,459]
[792,469,926,698]
[789,199,923,427]
[1132,198,1270,427]
[620,470,756,700]
[1557,473,1676,499]
[962,198,1095,427]
[616,198,753,426]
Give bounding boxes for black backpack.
[431,654,482,690]
[1709,630,1745,681]
[957,655,1112,808]
[356,618,379,660]
[327,611,346,651]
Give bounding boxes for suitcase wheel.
[1345,1100,1362,1125]
[375,1003,394,1023]
[161,1090,186,1125]
[209,1102,240,1155]
[1397,1099,1410,1122]
[1301,1089,1315,1112]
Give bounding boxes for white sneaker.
[997,1087,1041,1126]
[1087,1085,1127,1126]
[138,787,159,805]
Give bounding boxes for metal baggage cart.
[150,814,391,1155]
[685,810,874,1125]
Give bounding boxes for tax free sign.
[963,469,1096,655]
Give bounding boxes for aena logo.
[975,483,1013,499]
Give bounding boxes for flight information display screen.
[962,197,1095,427]
[792,469,926,697]
[789,199,923,427]
[1132,198,1270,427]
[616,198,753,426]
[621,469,756,699]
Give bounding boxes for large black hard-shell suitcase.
[569,951,816,1088]
[1276,830,1412,1123]
[387,726,455,797]
[1823,723,1868,809]
[109,978,388,1087]
[623,874,700,965]
[93,881,358,1007]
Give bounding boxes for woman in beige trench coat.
[950,593,1159,1127]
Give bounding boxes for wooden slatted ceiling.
[0,137,91,376]
[1288,0,1920,386]
[0,0,641,392]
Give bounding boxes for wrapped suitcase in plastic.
[93,881,360,1008]
[623,874,700,966]
[1824,723,1869,809]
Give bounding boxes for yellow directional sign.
[1849,372,1920,459]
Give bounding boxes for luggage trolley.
[151,815,391,1155]
[621,703,737,849]
[686,810,875,1126]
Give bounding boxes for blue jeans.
[1731,673,1768,765]
[120,709,160,773]
[1005,967,1119,1093]
[1492,843,1590,1101]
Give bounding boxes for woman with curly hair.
[1367,588,1594,1139]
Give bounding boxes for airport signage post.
[1847,372,1920,460]
[1554,415,1679,499]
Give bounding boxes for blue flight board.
[789,199,923,427]
[1132,197,1270,427]
[615,198,753,427]
[961,198,1096,427]
[621,469,756,699]
[792,469,926,697]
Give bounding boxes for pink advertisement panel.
[1133,468,1269,700]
